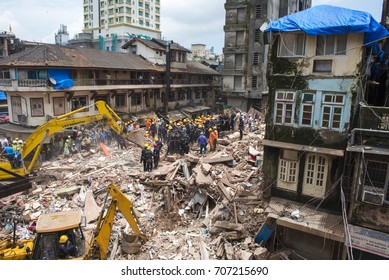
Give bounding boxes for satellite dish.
[49,77,57,85]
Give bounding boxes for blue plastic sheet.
[0,92,7,101]
[48,69,74,90]
[255,223,276,244]
[265,5,389,45]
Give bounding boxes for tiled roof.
[0,44,159,71]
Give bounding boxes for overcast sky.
[0,0,384,55]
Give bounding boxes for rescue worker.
[3,143,15,162]
[213,126,218,152]
[198,132,207,156]
[239,115,244,140]
[13,147,22,168]
[145,145,153,172]
[208,128,216,153]
[58,235,74,259]
[140,144,148,172]
[153,143,160,169]
[63,139,71,157]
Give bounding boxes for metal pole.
[164,42,171,116]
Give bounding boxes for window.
[279,0,288,17]
[254,29,260,42]
[275,91,295,125]
[30,98,44,117]
[236,31,244,46]
[195,90,201,99]
[235,54,243,68]
[313,60,332,73]
[11,96,22,122]
[321,94,344,130]
[237,8,246,23]
[256,5,262,18]
[277,150,299,191]
[316,35,347,56]
[131,94,142,106]
[53,97,65,116]
[278,33,306,57]
[71,96,88,111]
[303,153,328,197]
[234,76,242,90]
[26,70,47,80]
[301,93,314,126]
[0,70,10,79]
[253,53,259,65]
[115,94,126,107]
[139,10,143,16]
[363,161,389,202]
[251,76,257,88]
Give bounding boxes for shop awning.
[0,92,7,101]
[262,139,344,157]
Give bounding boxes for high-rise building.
[83,0,161,40]
[55,24,70,46]
[222,0,311,111]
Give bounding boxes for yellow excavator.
[0,101,132,198]
[0,183,148,260]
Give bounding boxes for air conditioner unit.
[17,114,27,123]
[362,190,384,205]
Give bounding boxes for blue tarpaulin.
[48,69,74,89]
[255,223,276,244]
[0,92,7,101]
[265,5,389,45]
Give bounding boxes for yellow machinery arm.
[85,183,148,260]
[21,101,124,174]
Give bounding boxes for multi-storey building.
[222,0,311,112]
[82,0,161,52]
[0,44,220,139]
[260,5,389,259]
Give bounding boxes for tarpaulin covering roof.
[48,68,74,90]
[265,5,389,45]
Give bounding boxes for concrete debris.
[0,115,279,260]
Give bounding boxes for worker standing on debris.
[3,143,15,162]
[213,126,218,152]
[209,128,216,153]
[63,139,71,157]
[140,144,148,172]
[153,143,160,169]
[239,115,244,140]
[248,115,253,132]
[145,117,150,132]
[145,145,153,172]
[198,132,208,156]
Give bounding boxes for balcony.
[359,105,389,130]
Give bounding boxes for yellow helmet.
[209,128,213,132]
[144,143,149,147]
[168,126,173,130]
[59,235,68,244]
[155,137,158,141]
[147,146,152,150]
[213,126,217,129]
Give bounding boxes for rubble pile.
[0,119,270,260]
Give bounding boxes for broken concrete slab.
[202,156,234,164]
[83,190,101,224]
[214,221,244,232]
[193,166,212,185]
[54,185,82,197]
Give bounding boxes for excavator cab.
[31,211,86,260]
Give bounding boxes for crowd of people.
[0,108,261,173]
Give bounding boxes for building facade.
[260,5,389,259]
[82,0,161,52]
[222,0,311,112]
[0,44,220,139]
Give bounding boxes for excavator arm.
[21,101,123,173]
[85,183,147,260]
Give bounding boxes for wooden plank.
[214,221,244,232]
[217,181,232,202]
[202,156,234,164]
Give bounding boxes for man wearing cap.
[140,144,148,172]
